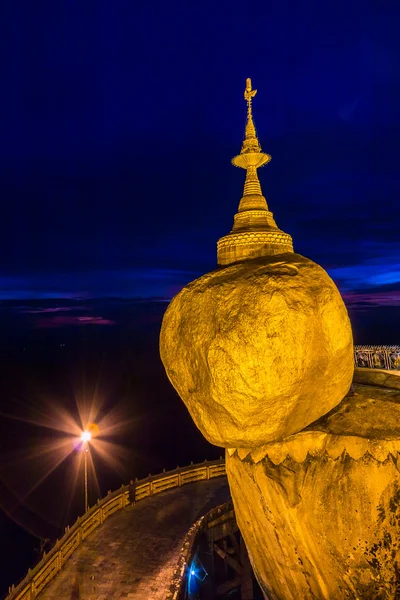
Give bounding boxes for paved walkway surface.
[39,478,230,600]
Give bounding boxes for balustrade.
[354,345,400,370]
[5,458,225,600]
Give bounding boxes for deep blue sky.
[0,0,399,310]
[0,5,399,588]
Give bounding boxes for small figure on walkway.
[129,479,136,505]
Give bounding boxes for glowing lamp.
[81,431,91,443]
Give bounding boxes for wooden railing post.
[55,539,62,572]
[97,499,104,524]
[77,518,82,544]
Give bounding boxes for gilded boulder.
[160,252,353,447]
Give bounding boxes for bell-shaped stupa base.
[217,228,293,265]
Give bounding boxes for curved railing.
[166,499,235,600]
[5,458,226,600]
[354,345,400,370]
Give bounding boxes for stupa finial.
[243,78,259,150]
[217,78,294,266]
[232,77,269,168]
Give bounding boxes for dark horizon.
[1,296,400,347]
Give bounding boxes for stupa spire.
[242,78,261,152]
[217,78,294,266]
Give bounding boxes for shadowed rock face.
[226,383,400,600]
[160,253,353,448]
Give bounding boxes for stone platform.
[38,478,230,600]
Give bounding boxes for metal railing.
[354,345,400,370]
[5,458,226,600]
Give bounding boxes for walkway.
[38,478,230,600]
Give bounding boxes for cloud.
[325,240,400,291]
[366,271,400,286]
[328,264,400,290]
[342,290,400,309]
[22,306,88,314]
[33,315,115,328]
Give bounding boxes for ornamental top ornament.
[217,78,294,266]
[232,77,267,165]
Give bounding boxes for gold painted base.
[217,230,293,265]
[226,381,400,600]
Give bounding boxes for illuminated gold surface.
[354,366,400,389]
[159,78,363,599]
[218,78,293,265]
[227,382,400,600]
[160,252,353,447]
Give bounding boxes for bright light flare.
[0,386,138,535]
[80,431,92,443]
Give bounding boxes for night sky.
[0,1,399,330]
[0,3,399,591]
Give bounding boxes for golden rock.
[160,252,353,447]
[226,380,400,599]
[159,78,362,598]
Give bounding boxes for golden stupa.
[217,78,293,265]
[161,80,400,599]
[160,79,353,448]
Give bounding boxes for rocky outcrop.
[160,253,353,448]
[226,382,400,599]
